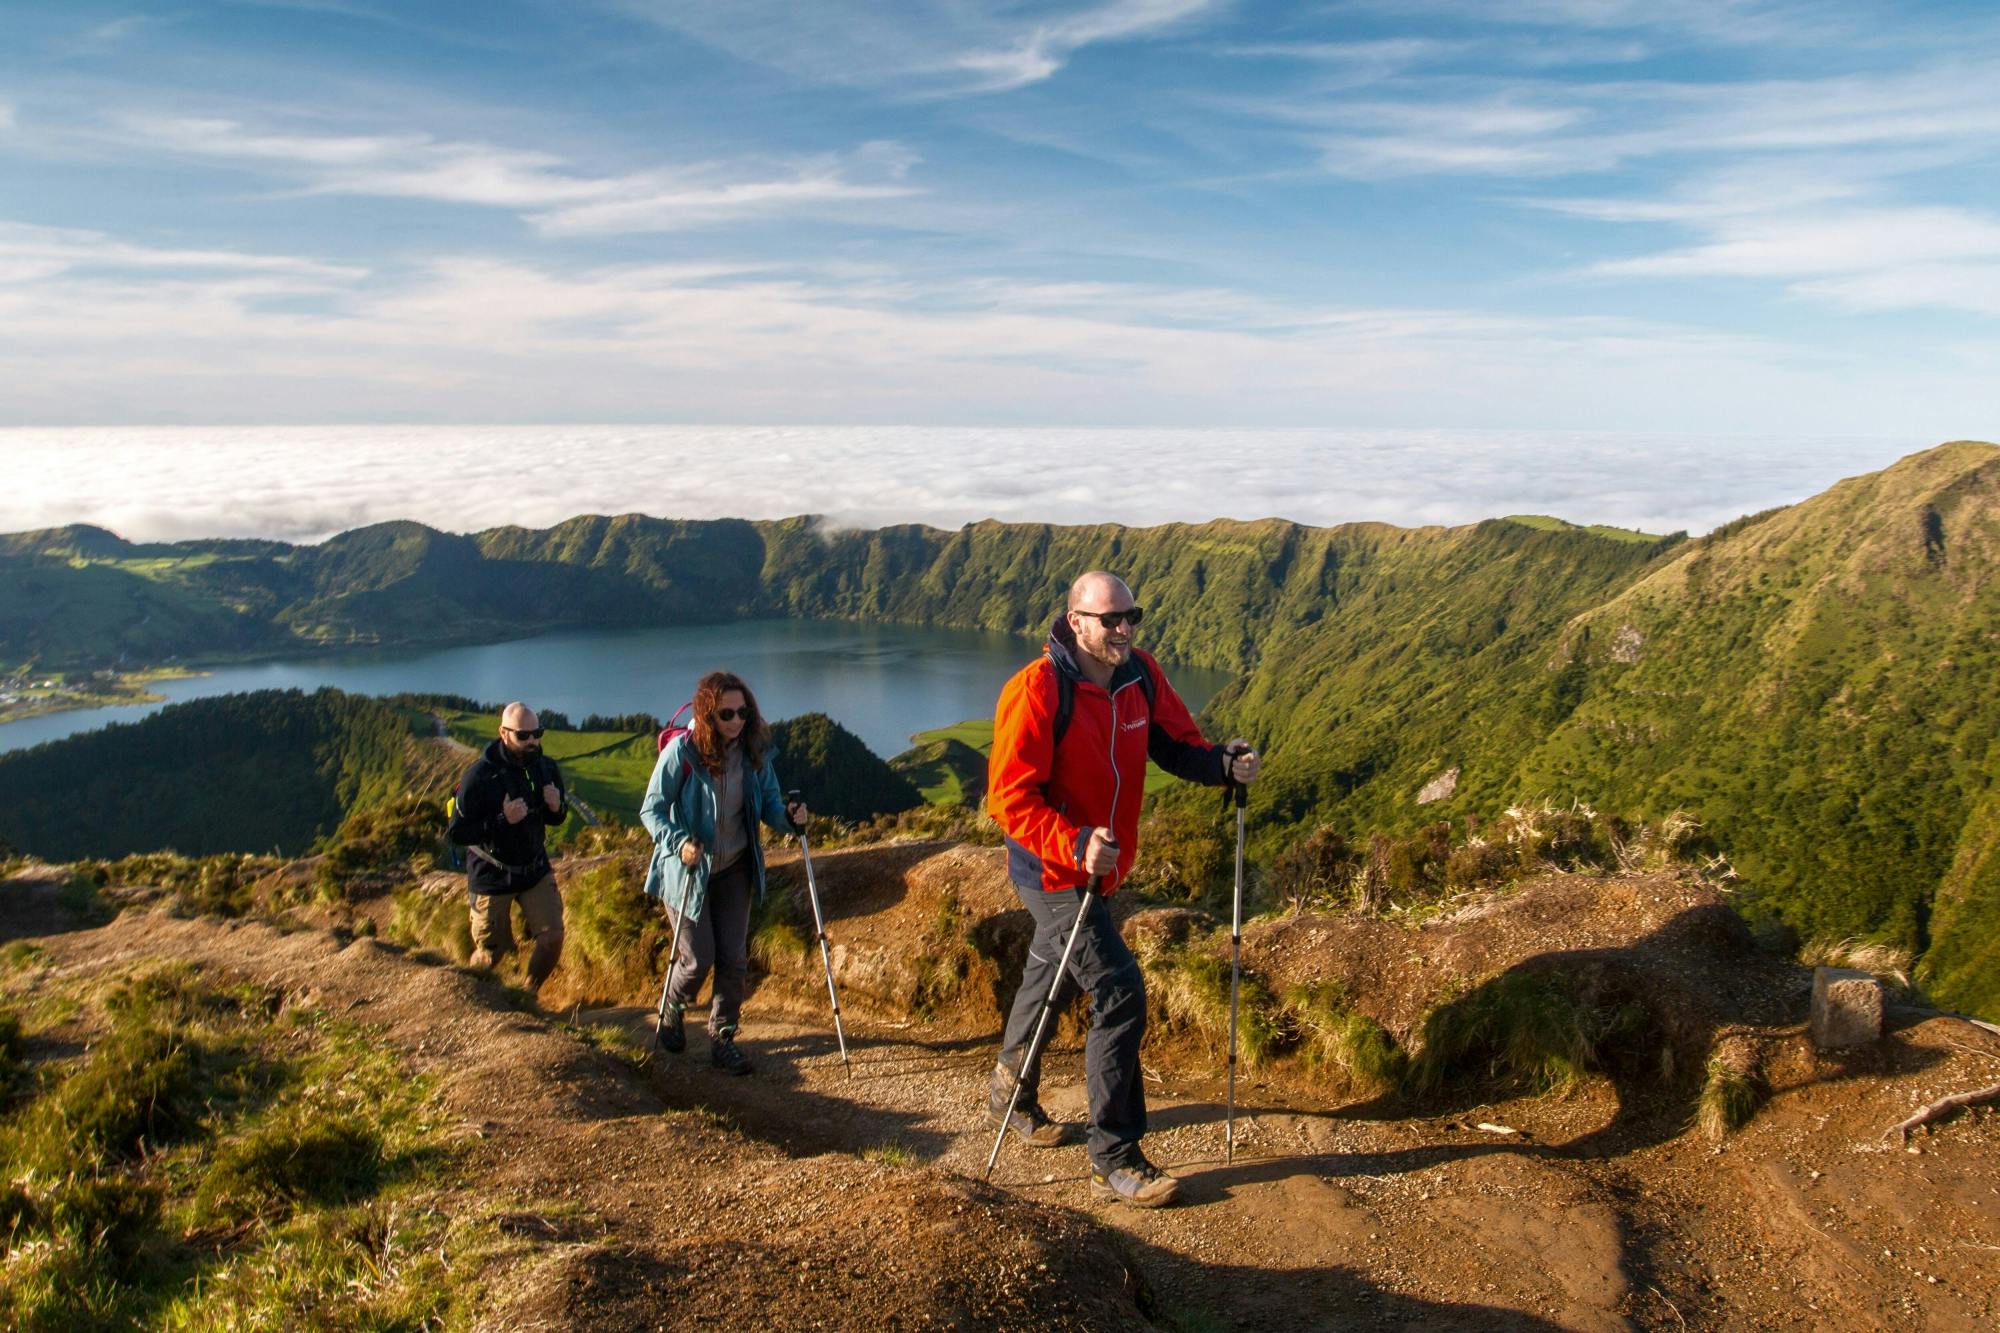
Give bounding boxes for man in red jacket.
[986,570,1259,1207]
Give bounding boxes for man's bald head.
[1067,571,1132,613]
[1063,571,1139,679]
[499,702,543,760]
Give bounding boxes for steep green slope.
[0,688,418,859]
[1202,441,2000,1014]
[768,713,923,822]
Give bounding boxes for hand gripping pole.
[790,790,850,1073]
[984,877,1101,1181]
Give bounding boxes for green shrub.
[559,855,671,1004]
[194,1114,384,1225]
[1272,825,1360,911]
[387,884,472,963]
[313,793,442,902]
[1123,808,1235,906]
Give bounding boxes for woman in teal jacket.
[641,670,805,1075]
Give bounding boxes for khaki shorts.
[468,871,564,959]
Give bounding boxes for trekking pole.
[652,895,687,1049]
[1225,745,1248,1164]
[789,790,850,1074]
[983,870,1106,1182]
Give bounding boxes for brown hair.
[692,670,770,778]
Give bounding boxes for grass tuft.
[861,1141,922,1168]
[1697,1044,1766,1141]
[1285,981,1406,1093]
[1408,971,1657,1097]
[1801,936,1917,995]
[193,1113,385,1224]
[1137,937,1282,1070]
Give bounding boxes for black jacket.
[447,738,567,895]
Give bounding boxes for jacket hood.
[1045,613,1150,691]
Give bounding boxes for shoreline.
[0,667,205,727]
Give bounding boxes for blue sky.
[1,0,1997,435]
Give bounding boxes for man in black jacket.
[446,701,567,992]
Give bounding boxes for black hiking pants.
[998,883,1148,1172]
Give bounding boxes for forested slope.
[0,688,418,859]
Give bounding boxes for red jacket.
[988,616,1229,895]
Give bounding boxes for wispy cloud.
[2,218,1975,437]
[108,114,923,233]
[951,0,1217,92]
[0,219,363,283]
[621,0,1224,96]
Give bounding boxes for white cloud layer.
[0,424,1929,545]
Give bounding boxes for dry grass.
[1697,1036,1767,1140]
[1801,936,1916,993]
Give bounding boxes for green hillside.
[0,689,418,860]
[1199,441,2000,1016]
[768,713,923,822]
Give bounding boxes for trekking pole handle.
[786,788,807,834]
[1225,743,1250,809]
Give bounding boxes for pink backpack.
[656,702,695,755]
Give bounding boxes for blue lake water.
[0,620,1237,760]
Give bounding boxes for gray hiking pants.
[998,883,1148,1172]
[664,857,754,1036]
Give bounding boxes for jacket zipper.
[1105,678,1136,885]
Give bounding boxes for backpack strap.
[1048,656,1157,751]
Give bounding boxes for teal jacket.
[640,733,794,921]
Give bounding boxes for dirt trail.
[12,845,2000,1330]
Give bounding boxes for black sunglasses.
[1077,606,1144,629]
[717,707,752,722]
[505,726,545,740]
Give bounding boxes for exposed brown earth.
[9,840,2000,1330]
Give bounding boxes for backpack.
[656,702,695,755]
[1050,656,1157,750]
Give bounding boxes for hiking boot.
[989,1098,1072,1148]
[657,1003,686,1054]
[710,1032,752,1076]
[986,1056,1072,1146]
[1091,1157,1182,1209]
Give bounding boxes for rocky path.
[587,994,2000,1331]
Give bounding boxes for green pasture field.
[443,714,658,830]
